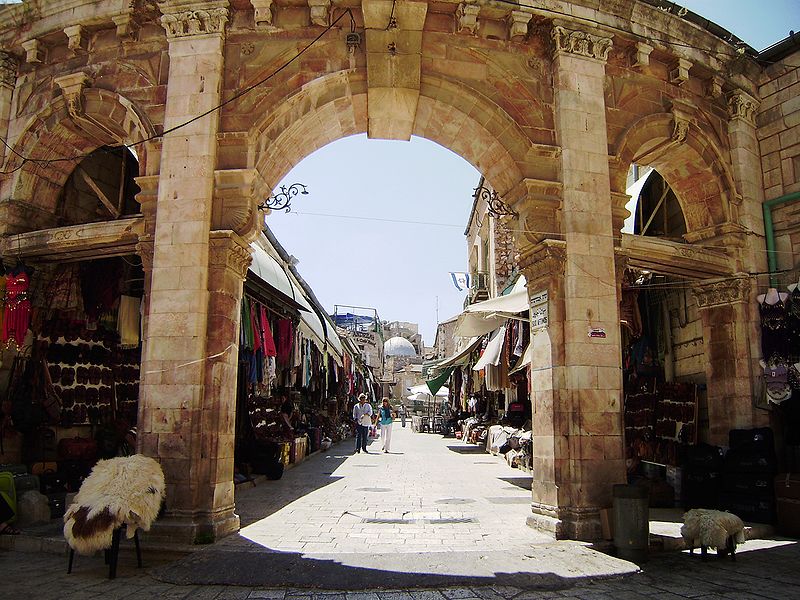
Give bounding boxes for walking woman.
[379,397,395,453]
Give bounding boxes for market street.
[3,427,800,598]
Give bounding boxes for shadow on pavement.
[499,476,532,490]
[151,545,634,590]
[446,445,487,454]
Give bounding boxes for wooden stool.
[67,525,142,579]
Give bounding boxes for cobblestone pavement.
[3,426,800,598]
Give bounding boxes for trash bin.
[613,483,649,562]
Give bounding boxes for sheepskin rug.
[64,454,165,555]
[680,508,745,551]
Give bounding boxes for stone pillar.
[524,25,625,541]
[140,1,232,543]
[0,51,18,169]
[694,277,768,446]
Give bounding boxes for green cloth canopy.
[426,366,454,396]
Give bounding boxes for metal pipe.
[763,191,800,285]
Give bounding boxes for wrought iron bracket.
[474,185,517,218]
[258,183,308,213]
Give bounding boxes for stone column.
[725,91,766,430]
[140,1,231,543]
[694,277,768,446]
[524,25,625,541]
[0,51,18,169]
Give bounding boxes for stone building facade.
[0,0,797,542]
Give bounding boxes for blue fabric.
[379,406,393,425]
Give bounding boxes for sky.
[267,1,799,348]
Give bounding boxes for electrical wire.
[0,9,355,176]
[0,3,788,174]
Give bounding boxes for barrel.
[613,483,649,562]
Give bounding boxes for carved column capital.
[209,231,253,280]
[727,90,759,126]
[552,25,612,62]
[507,178,563,248]
[693,275,751,309]
[520,239,567,285]
[54,72,93,119]
[0,51,18,89]
[160,5,229,39]
[213,169,261,243]
[456,2,480,35]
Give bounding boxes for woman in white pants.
[378,397,395,453]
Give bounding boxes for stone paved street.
[3,426,800,598]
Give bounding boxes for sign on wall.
[530,290,548,330]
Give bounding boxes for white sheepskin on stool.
[63,454,165,555]
[680,508,746,550]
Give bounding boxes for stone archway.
[0,0,771,544]
[1,82,158,235]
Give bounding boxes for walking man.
[399,403,406,427]
[378,397,395,453]
[352,393,373,453]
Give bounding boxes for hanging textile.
[276,319,294,365]
[3,268,32,350]
[118,295,141,348]
[259,305,277,357]
[250,301,262,353]
[48,263,84,313]
[241,298,255,350]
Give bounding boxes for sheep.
[680,508,745,561]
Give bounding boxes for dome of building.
[384,336,417,357]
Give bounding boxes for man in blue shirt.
[352,393,373,453]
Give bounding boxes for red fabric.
[260,305,277,357]
[3,271,31,349]
[277,319,293,365]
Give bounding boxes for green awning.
[426,366,454,396]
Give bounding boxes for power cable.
[0,9,355,176]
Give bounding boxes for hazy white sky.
[268,1,799,347]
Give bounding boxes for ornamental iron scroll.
[693,276,750,309]
[474,185,518,218]
[160,7,229,38]
[258,183,308,213]
[552,25,612,62]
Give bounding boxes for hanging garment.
[3,270,31,349]
[250,301,263,353]
[117,295,141,348]
[787,286,800,361]
[276,319,293,365]
[241,298,254,350]
[0,273,6,334]
[48,264,84,313]
[760,295,789,363]
[259,305,277,357]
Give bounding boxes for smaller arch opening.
[623,165,687,241]
[55,146,141,227]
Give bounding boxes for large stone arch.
[248,70,532,199]
[4,84,158,233]
[610,110,739,242]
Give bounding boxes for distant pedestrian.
[399,404,407,427]
[378,397,395,453]
[352,393,373,453]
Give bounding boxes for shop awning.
[473,326,506,371]
[247,244,306,311]
[409,383,449,397]
[508,341,532,375]
[431,336,483,369]
[290,281,326,351]
[425,366,454,396]
[455,276,529,337]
